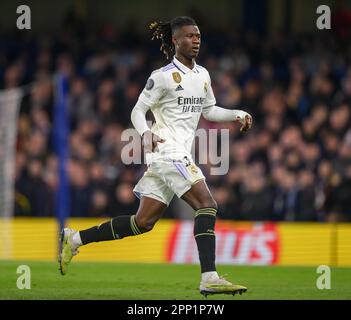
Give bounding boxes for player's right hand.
[237,113,252,133]
[142,130,165,153]
[240,114,252,132]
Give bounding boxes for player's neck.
[175,54,195,70]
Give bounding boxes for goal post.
[0,88,23,259]
[0,88,23,218]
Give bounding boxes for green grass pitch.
[0,260,350,300]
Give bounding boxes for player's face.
[173,25,201,59]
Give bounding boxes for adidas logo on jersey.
[175,85,184,91]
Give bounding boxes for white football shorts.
[133,157,205,206]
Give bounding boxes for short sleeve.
[203,72,216,109]
[138,70,166,107]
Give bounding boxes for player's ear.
[172,36,178,48]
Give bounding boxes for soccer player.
[59,16,252,296]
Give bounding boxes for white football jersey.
[138,56,216,163]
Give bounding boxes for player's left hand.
[237,113,252,132]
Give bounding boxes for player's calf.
[194,207,217,273]
[79,214,149,245]
[58,215,151,275]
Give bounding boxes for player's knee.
[135,216,156,232]
[211,199,218,211]
[196,198,217,211]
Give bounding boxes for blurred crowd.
[2,15,351,222]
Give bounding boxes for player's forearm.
[131,99,151,136]
[202,105,250,123]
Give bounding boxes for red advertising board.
[167,221,279,265]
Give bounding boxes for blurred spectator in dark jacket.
[88,189,109,217]
[295,170,317,221]
[212,186,236,220]
[15,159,53,216]
[69,160,93,217]
[240,172,274,221]
[109,183,139,215]
[328,164,351,222]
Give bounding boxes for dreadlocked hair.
[149,16,197,60]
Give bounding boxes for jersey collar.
[173,56,200,74]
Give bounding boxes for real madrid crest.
[204,81,208,93]
[172,72,182,84]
